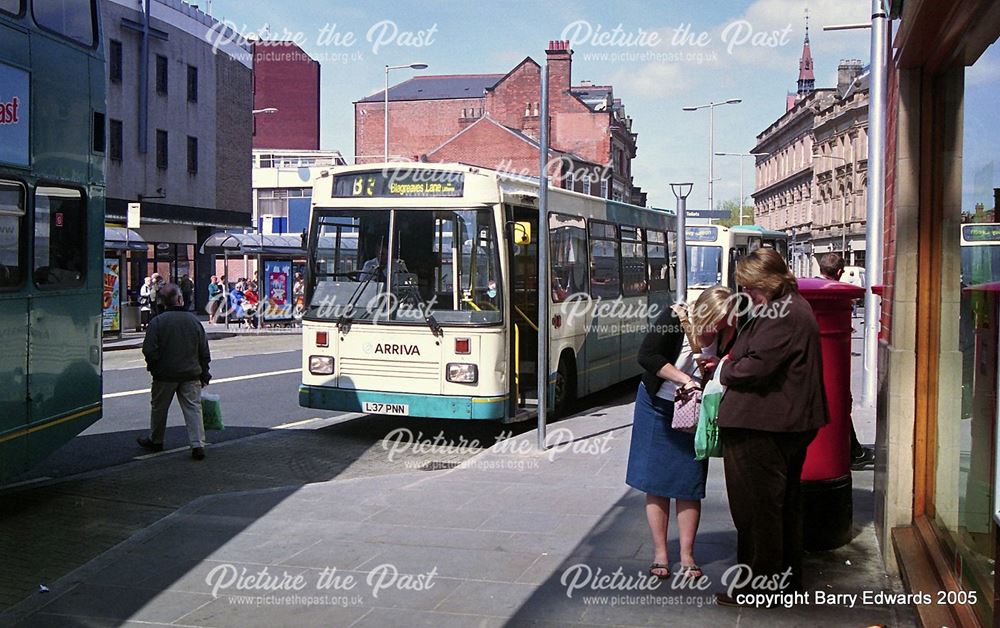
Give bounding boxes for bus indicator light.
[316,331,329,347]
[455,338,470,354]
[309,355,334,375]
[447,363,478,384]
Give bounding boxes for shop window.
[0,181,24,288]
[548,213,587,302]
[32,0,94,46]
[33,186,86,287]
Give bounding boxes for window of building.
[156,129,167,169]
[258,153,274,168]
[600,179,609,199]
[187,65,197,102]
[548,213,587,302]
[155,54,167,95]
[589,221,619,299]
[109,39,123,83]
[187,136,197,174]
[32,0,94,46]
[0,180,25,289]
[621,226,646,296]
[92,111,104,154]
[109,119,123,162]
[33,186,85,287]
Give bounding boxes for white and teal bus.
[685,224,789,302]
[299,163,677,421]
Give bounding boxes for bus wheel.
[553,354,576,418]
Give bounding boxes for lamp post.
[715,151,769,225]
[250,107,279,330]
[683,99,741,213]
[671,182,694,305]
[251,107,278,115]
[384,63,428,161]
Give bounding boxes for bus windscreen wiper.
[338,263,380,328]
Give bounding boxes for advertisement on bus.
[0,62,29,167]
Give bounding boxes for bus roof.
[730,224,788,238]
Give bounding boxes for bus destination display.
[334,171,465,198]
[962,224,1000,242]
[686,226,718,242]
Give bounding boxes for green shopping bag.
[201,392,224,431]
[694,365,725,460]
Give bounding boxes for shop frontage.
[877,1,1000,626]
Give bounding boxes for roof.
[104,227,147,252]
[199,233,306,256]
[571,86,612,112]
[425,115,598,166]
[357,74,504,103]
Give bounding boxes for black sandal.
[649,562,670,579]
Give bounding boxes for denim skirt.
[625,382,708,500]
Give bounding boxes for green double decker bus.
[0,0,105,482]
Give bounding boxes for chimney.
[546,39,572,96]
[837,59,863,96]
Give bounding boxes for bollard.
[797,277,865,550]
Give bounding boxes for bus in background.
[299,163,677,421]
[0,0,106,482]
[684,223,789,302]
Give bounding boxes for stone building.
[354,40,645,205]
[102,0,252,312]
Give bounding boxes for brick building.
[252,41,320,150]
[354,40,645,205]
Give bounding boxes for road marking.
[103,368,302,400]
[133,446,189,460]
[275,412,366,429]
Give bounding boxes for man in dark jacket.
[137,283,212,460]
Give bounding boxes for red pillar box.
[797,277,865,550]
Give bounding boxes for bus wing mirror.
[513,221,532,246]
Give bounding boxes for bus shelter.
[199,232,306,329]
[104,227,147,337]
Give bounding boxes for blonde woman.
[627,286,736,580]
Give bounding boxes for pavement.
[2,388,913,626]
[103,320,300,352]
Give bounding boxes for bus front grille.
[339,357,439,380]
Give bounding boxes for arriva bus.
[299,163,677,421]
[0,0,106,482]
[685,224,789,302]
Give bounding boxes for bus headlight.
[309,355,334,375]
[446,363,478,384]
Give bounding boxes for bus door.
[509,206,538,411]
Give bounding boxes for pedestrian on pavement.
[817,252,876,471]
[179,274,195,311]
[137,283,212,460]
[207,275,222,321]
[715,248,828,605]
[149,273,165,318]
[138,276,153,330]
[627,286,736,582]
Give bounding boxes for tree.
[716,199,754,228]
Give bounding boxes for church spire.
[797,8,815,97]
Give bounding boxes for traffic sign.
[127,202,141,228]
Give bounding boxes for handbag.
[695,361,726,459]
[671,304,703,433]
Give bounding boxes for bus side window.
[621,226,646,296]
[0,181,25,289]
[646,230,670,293]
[548,213,586,302]
[33,186,86,287]
[589,221,620,299]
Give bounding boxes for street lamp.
[682,98,741,213]
[251,107,278,115]
[384,63,429,161]
[715,151,769,225]
[670,182,694,305]
[250,106,279,330]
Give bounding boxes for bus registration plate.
[363,402,410,416]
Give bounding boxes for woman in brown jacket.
[715,248,828,605]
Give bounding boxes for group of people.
[627,247,834,606]
[206,272,306,326]
[138,272,195,329]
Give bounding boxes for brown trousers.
[721,427,817,593]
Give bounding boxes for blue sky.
[208,0,872,208]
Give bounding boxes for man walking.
[137,283,212,460]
